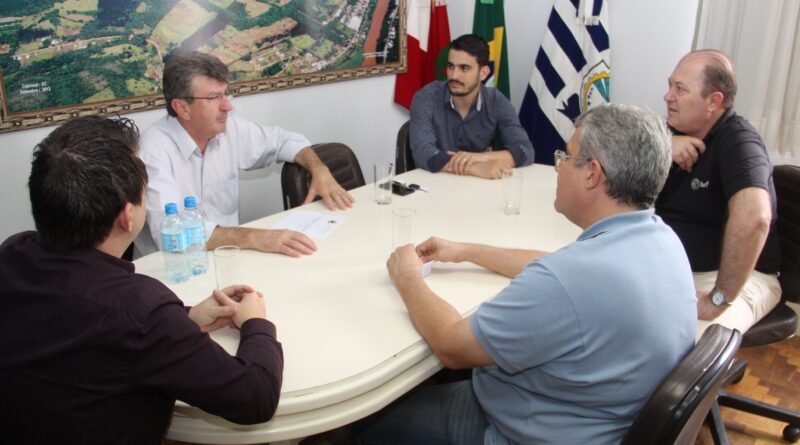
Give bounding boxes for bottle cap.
[164,202,178,214]
[184,196,197,208]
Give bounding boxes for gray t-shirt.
[471,209,697,445]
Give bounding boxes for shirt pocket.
[204,175,238,217]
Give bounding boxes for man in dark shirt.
[656,49,781,338]
[0,116,283,444]
[410,34,534,179]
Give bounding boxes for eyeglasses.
[554,149,583,168]
[182,89,233,103]
[554,149,607,175]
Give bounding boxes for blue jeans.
[352,380,488,445]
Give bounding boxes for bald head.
[681,49,737,108]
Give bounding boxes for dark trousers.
[351,379,489,445]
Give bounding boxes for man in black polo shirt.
[0,116,284,444]
[656,49,781,337]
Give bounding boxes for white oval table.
[134,164,580,444]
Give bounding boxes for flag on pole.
[518,0,610,164]
[472,0,510,99]
[394,0,451,109]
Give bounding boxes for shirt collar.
[704,107,735,143]
[666,107,735,142]
[166,115,210,160]
[445,84,483,112]
[30,232,135,273]
[578,209,657,241]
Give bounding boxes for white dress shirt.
[134,114,311,257]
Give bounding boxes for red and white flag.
[394,0,451,109]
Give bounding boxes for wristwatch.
[710,288,733,308]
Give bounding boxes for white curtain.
[695,0,800,162]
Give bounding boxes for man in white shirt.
[135,51,354,258]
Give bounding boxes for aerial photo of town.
[0,0,401,114]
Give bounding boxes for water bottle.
[182,196,208,275]
[160,202,190,283]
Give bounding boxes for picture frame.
[0,0,406,134]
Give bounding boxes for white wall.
[0,0,699,241]
[448,0,700,112]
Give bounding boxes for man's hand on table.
[387,244,425,285]
[209,227,317,258]
[188,284,267,332]
[256,229,318,257]
[416,237,467,264]
[444,151,491,175]
[232,289,267,328]
[442,151,513,179]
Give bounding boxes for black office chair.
[395,120,415,174]
[122,243,134,261]
[708,164,800,444]
[280,143,365,210]
[621,324,741,445]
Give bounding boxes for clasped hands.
[442,151,513,179]
[188,284,266,332]
[386,237,463,284]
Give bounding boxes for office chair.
[122,243,134,261]
[280,143,365,210]
[395,120,415,174]
[708,164,800,444]
[621,324,741,445]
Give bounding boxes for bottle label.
[161,232,187,253]
[186,225,205,245]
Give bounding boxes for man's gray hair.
[162,51,229,117]
[574,104,672,209]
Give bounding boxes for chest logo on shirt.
[691,178,710,190]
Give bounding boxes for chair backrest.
[280,143,365,210]
[736,165,800,347]
[122,243,134,261]
[621,324,741,445]
[775,164,800,303]
[395,120,415,174]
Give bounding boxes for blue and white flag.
[519,0,610,165]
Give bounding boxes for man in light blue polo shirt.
[361,104,696,444]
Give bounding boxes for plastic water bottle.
[182,196,208,275]
[160,202,190,283]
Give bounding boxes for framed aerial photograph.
[0,0,405,133]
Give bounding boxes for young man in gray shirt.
[410,34,534,179]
